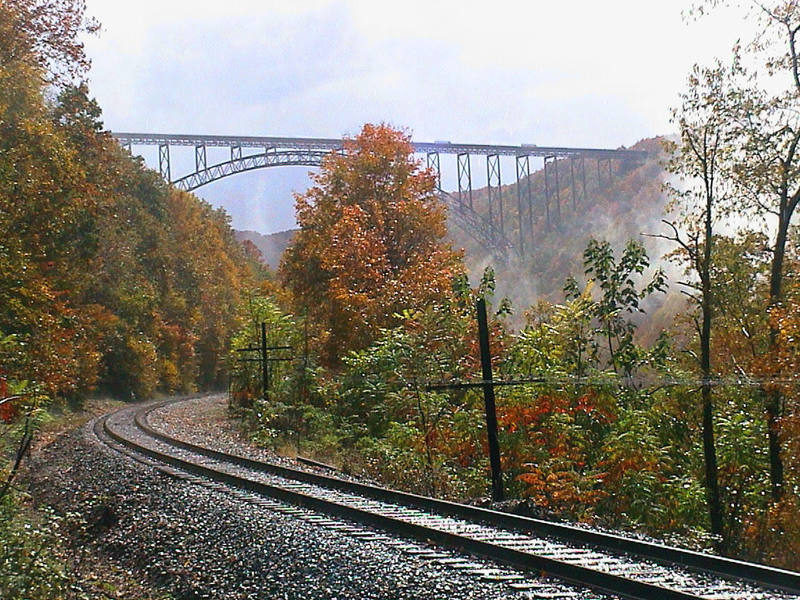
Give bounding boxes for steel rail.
[100,406,697,600]
[95,399,800,599]
[131,401,800,595]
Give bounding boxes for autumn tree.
[0,0,258,401]
[660,61,736,547]
[280,123,464,365]
[690,0,800,500]
[0,0,98,88]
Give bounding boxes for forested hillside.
[449,137,672,319]
[0,3,258,404]
[240,137,672,327]
[235,228,296,271]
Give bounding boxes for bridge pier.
[570,158,577,211]
[486,154,502,239]
[427,152,441,188]
[195,144,207,172]
[543,156,553,229]
[553,157,561,225]
[159,143,171,182]
[457,153,473,209]
[581,156,587,203]
[515,155,532,256]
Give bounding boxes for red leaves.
[0,398,18,424]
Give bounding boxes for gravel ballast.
[25,399,542,600]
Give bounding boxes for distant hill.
[235,229,296,270]
[447,137,673,301]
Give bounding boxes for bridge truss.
[113,132,647,260]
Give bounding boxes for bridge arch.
[172,149,332,192]
[172,149,514,258]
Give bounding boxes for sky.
[82,0,753,234]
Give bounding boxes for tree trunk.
[701,365,724,545]
[701,203,724,547]
[765,210,788,500]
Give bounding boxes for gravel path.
[148,394,293,465]
[26,399,538,600]
[148,395,377,486]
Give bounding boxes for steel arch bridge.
[113,132,647,260]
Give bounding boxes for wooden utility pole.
[476,298,504,502]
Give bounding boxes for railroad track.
[95,398,800,600]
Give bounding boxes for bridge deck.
[112,132,646,160]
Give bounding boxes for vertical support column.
[543,156,552,229]
[570,157,577,211]
[515,155,532,255]
[427,152,441,189]
[158,143,171,182]
[123,142,132,153]
[487,154,502,236]
[231,145,242,161]
[597,158,602,189]
[476,298,504,502]
[553,156,561,225]
[195,144,207,172]
[457,153,473,209]
[581,156,588,203]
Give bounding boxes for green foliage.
[235,278,498,499]
[229,295,309,407]
[0,498,70,599]
[565,238,667,379]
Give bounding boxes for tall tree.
[0,0,98,87]
[659,62,734,546]
[690,0,800,499]
[729,1,798,499]
[280,123,464,365]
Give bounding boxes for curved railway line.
[95,398,800,600]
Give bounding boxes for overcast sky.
[82,0,752,234]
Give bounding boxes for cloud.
[82,0,755,233]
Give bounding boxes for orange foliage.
[765,293,800,483]
[499,391,613,514]
[281,124,464,365]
